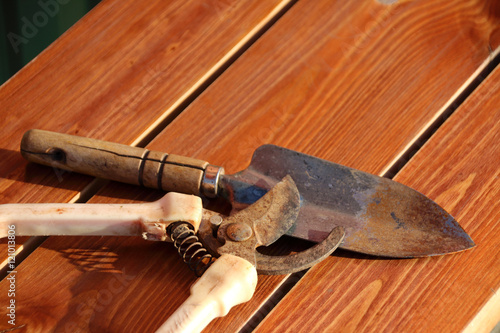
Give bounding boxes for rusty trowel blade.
[221,145,475,258]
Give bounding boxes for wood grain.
[0,0,498,332]
[147,0,499,176]
[0,0,292,201]
[0,0,293,252]
[256,60,500,333]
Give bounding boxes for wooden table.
[0,0,499,332]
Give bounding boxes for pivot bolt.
[226,223,252,242]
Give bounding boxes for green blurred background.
[0,0,100,85]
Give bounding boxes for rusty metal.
[198,176,345,274]
[169,222,215,277]
[226,223,253,242]
[256,226,344,275]
[221,145,474,257]
[20,130,474,257]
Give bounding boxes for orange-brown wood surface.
[0,0,292,254]
[0,0,291,204]
[255,62,500,333]
[0,0,499,332]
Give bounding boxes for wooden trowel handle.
[21,129,223,197]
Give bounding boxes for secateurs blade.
[0,176,344,333]
[0,176,342,275]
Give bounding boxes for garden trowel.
[20,129,474,258]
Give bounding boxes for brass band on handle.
[20,129,223,197]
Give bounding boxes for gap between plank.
[132,0,299,147]
[383,47,500,179]
[0,1,299,279]
[240,49,500,333]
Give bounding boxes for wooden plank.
[0,0,498,332]
[256,62,500,333]
[0,0,293,200]
[0,0,294,254]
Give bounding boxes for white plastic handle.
[0,192,202,241]
[156,254,258,333]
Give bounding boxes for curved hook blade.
[255,226,345,275]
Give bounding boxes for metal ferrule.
[201,165,224,198]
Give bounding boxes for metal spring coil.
[169,222,214,277]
